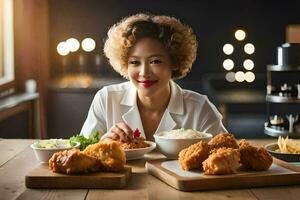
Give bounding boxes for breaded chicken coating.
[179,141,209,171]
[49,149,102,174]
[239,139,273,171]
[83,141,126,172]
[202,148,240,175]
[49,140,126,174]
[208,133,239,151]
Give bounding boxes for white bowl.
[124,141,156,160]
[31,139,80,163]
[154,132,212,159]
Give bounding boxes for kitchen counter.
[1,138,300,200]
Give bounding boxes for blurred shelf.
[264,123,300,138]
[49,74,125,92]
[266,95,300,103]
[0,92,40,138]
[217,89,265,104]
[0,93,39,111]
[267,65,300,71]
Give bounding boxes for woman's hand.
[102,122,133,143]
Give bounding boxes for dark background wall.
[49,0,300,81]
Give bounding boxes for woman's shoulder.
[174,83,208,102]
[96,81,131,94]
[179,87,221,117]
[171,81,209,104]
[181,89,209,105]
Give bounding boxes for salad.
[34,139,73,149]
[69,131,100,151]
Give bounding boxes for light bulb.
[225,72,236,82]
[223,59,234,71]
[223,44,234,55]
[243,59,254,70]
[235,29,246,41]
[57,42,69,56]
[235,71,245,82]
[245,71,255,82]
[82,38,96,52]
[66,38,80,52]
[244,43,255,54]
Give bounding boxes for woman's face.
[127,38,173,97]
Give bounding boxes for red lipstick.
[137,80,158,88]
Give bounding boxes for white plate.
[124,141,156,160]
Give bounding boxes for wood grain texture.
[15,189,88,200]
[87,173,257,200]
[0,142,39,200]
[250,186,300,200]
[0,139,34,166]
[25,164,132,189]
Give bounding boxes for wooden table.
[1,138,300,200]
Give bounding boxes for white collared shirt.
[80,81,227,139]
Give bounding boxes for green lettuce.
[69,131,100,151]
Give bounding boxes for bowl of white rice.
[154,128,212,159]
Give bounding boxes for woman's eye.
[150,59,162,64]
[129,60,139,65]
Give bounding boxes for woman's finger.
[116,123,133,135]
[110,124,130,142]
[116,123,133,142]
[103,131,119,140]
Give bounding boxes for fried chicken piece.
[49,149,102,174]
[208,132,239,151]
[202,148,240,175]
[239,139,273,171]
[178,141,210,171]
[83,141,126,172]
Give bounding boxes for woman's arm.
[80,90,107,138]
[198,96,227,135]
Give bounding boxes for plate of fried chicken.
[178,133,273,175]
[49,140,126,174]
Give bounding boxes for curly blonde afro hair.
[103,13,198,79]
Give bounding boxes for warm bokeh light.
[243,59,254,70]
[66,38,80,52]
[223,44,234,55]
[245,71,255,82]
[223,59,234,70]
[225,72,236,82]
[244,43,255,54]
[81,38,96,52]
[235,29,246,41]
[235,71,245,82]
[57,42,70,56]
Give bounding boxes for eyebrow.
[128,54,164,58]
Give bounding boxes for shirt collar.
[120,82,137,106]
[167,80,184,115]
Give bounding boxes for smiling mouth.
[137,80,158,88]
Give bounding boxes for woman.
[81,13,227,142]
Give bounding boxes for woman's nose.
[139,63,151,77]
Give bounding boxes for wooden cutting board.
[146,158,300,191]
[26,164,131,189]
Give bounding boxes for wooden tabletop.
[1,138,300,200]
